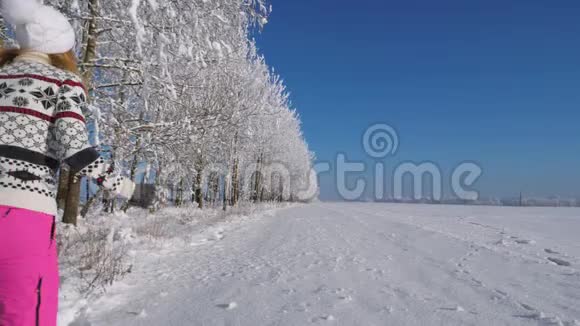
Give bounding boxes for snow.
[61,203,580,325]
[128,0,145,54]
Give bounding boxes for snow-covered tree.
[33,0,316,216]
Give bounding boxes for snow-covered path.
[84,203,580,326]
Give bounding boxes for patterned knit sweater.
[0,59,132,215]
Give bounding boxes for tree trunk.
[229,134,239,206]
[56,168,70,210]
[62,0,99,223]
[231,158,239,205]
[222,176,228,211]
[152,161,164,211]
[62,175,82,224]
[81,0,99,85]
[86,177,91,202]
[213,174,219,206]
[252,153,263,203]
[206,172,219,206]
[195,172,203,209]
[62,174,81,225]
[175,178,184,206]
[278,178,284,202]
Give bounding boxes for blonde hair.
[0,48,80,76]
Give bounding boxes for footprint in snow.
[313,285,329,294]
[338,295,353,302]
[491,290,508,302]
[440,306,465,312]
[470,278,484,287]
[495,239,509,246]
[310,315,336,323]
[332,288,350,296]
[127,309,147,318]
[216,302,238,310]
[547,257,572,267]
[492,289,508,301]
[514,311,569,325]
[515,239,536,245]
[519,303,536,311]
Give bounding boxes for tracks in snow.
[85,203,580,326]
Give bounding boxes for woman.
[0,1,134,325]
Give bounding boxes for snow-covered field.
[63,203,580,326]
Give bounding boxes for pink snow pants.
[0,206,58,326]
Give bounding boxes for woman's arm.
[52,79,135,199]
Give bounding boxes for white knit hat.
[1,0,75,54]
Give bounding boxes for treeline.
[379,197,580,208]
[1,0,317,224]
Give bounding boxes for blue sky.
[256,0,580,200]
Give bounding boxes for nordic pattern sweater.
[0,59,130,215]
